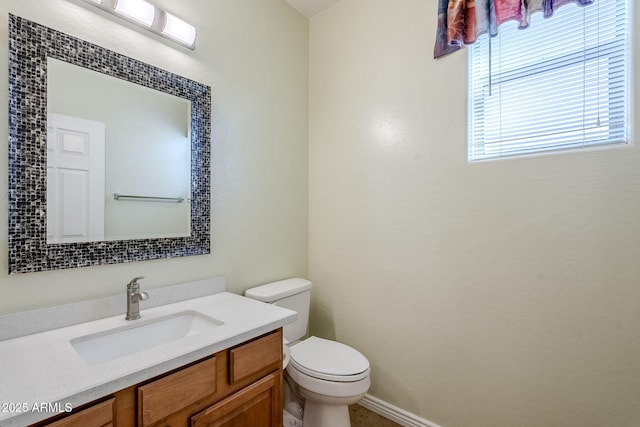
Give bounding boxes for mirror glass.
[47,58,192,243]
[8,15,211,274]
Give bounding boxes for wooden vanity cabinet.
[34,329,283,427]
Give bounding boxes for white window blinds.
[468,0,630,161]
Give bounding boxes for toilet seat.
[289,336,370,382]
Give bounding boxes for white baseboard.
[358,394,441,427]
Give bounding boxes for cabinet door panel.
[191,371,282,427]
[45,398,114,427]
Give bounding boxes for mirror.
[47,58,192,243]
[8,15,211,274]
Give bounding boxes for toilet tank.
[245,278,312,343]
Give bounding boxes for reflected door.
[47,113,106,243]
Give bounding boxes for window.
[468,0,630,161]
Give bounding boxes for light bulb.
[114,0,156,27]
[162,13,196,48]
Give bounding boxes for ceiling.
[285,0,341,17]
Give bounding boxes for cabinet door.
[191,371,282,427]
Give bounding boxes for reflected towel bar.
[113,193,184,203]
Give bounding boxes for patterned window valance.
[434,0,595,58]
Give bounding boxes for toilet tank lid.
[245,278,312,302]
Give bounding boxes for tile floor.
[349,404,402,427]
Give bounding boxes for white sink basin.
[70,311,223,365]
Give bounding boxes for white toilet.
[245,278,370,427]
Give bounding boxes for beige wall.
[308,1,640,426]
[0,0,309,313]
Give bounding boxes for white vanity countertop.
[0,290,296,426]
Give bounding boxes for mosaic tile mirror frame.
[8,15,211,274]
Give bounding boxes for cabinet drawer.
[45,398,114,427]
[229,330,282,384]
[138,356,217,427]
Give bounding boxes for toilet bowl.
[245,278,371,427]
[287,337,370,427]
[283,339,291,369]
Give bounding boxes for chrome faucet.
[125,276,149,320]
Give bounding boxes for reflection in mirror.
[8,15,211,274]
[47,58,192,243]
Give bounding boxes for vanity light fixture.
[80,0,196,49]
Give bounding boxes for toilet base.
[293,386,365,427]
[284,408,304,426]
[303,400,350,427]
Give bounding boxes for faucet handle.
[127,276,145,290]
